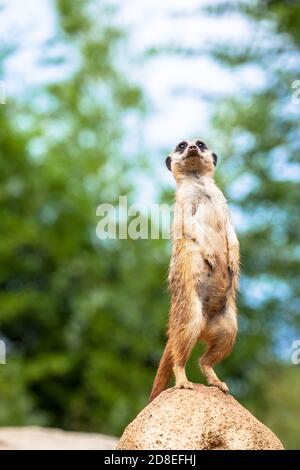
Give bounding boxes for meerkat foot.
[209,380,229,394]
[176,380,195,391]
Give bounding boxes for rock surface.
[118,384,284,450]
[0,427,117,450]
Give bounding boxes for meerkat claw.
[176,380,195,391]
[211,381,229,394]
[228,260,238,275]
[204,253,216,270]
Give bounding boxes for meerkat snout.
[188,144,197,151]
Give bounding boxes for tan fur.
[150,139,239,401]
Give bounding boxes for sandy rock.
[118,384,284,450]
[0,427,117,450]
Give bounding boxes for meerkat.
[149,139,239,401]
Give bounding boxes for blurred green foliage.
[0,0,299,449]
[0,0,166,435]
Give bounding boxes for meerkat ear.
[165,156,172,171]
[212,152,218,166]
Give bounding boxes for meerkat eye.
[196,140,207,150]
[177,141,187,151]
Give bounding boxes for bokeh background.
[0,0,300,449]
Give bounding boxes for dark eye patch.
[196,140,207,150]
[165,156,172,171]
[176,141,187,153]
[212,152,218,166]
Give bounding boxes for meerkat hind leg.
[172,296,203,391]
[200,344,229,394]
[199,303,237,394]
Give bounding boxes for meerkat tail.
[149,342,173,402]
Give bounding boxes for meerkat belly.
[196,205,230,314]
[170,237,230,318]
[197,258,231,315]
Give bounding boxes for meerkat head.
[165,139,218,178]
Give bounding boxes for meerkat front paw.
[228,259,239,275]
[202,248,216,270]
[228,249,239,275]
[183,222,197,241]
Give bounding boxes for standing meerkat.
[150,139,239,401]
